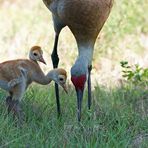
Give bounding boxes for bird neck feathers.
[47,69,58,82]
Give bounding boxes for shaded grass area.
[0,84,147,147]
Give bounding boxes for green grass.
[0,84,148,147]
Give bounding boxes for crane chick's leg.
[88,65,92,110]
[12,92,24,125]
[8,83,26,124]
[6,96,21,119]
[5,67,27,125]
[6,95,13,114]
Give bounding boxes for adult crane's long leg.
[51,14,66,117]
[51,34,59,68]
[88,65,92,110]
[51,33,61,117]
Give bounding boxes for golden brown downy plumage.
[0,46,67,91]
[0,46,46,85]
[0,46,67,122]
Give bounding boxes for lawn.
[0,84,147,147]
[0,0,148,147]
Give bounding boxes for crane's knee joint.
[88,65,92,72]
[51,53,59,68]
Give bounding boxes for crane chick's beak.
[61,84,68,94]
[39,56,46,65]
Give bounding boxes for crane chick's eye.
[33,53,37,56]
[59,78,64,81]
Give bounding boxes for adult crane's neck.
[77,42,94,67]
[71,43,94,92]
[71,42,94,77]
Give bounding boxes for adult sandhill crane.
[43,0,113,121]
[0,46,67,122]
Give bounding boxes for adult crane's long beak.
[76,89,84,122]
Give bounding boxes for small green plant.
[120,61,148,85]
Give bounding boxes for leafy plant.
[120,61,148,85]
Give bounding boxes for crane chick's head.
[53,68,68,93]
[29,46,46,64]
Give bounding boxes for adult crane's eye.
[33,53,37,56]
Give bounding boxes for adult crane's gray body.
[43,0,113,121]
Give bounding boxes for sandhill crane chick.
[0,46,67,123]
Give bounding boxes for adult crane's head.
[71,57,89,121]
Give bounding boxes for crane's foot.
[6,97,24,126]
[88,65,92,110]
